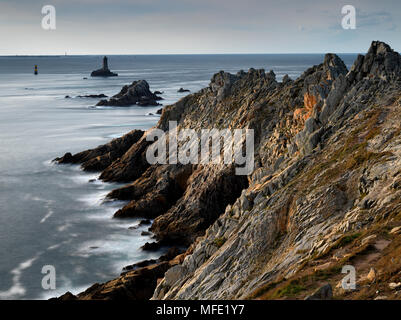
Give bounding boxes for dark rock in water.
[147,113,154,116]
[83,77,88,80]
[122,247,184,274]
[65,95,71,99]
[67,261,171,300]
[96,80,162,107]
[139,219,152,226]
[90,56,118,77]
[122,259,158,273]
[77,94,108,98]
[156,108,163,115]
[178,87,190,93]
[141,242,161,251]
[54,130,144,172]
[154,91,164,95]
[141,231,151,236]
[57,152,73,163]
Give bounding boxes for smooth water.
[0,54,357,299]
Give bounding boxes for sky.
[0,0,400,55]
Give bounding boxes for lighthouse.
[90,56,118,77]
[34,65,38,75]
[103,56,109,70]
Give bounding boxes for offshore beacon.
[34,65,38,75]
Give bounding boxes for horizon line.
[0,52,361,57]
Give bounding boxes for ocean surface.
[0,54,358,299]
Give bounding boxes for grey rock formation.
[97,80,162,107]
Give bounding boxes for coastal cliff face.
[58,41,401,300]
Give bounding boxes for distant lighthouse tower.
[90,56,118,77]
[102,56,108,70]
[34,65,38,75]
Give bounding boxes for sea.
[0,54,358,299]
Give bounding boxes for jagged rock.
[141,242,162,251]
[54,130,144,171]
[97,80,162,107]
[210,71,240,102]
[150,165,249,245]
[177,88,190,93]
[282,74,292,84]
[57,292,78,300]
[140,219,152,226]
[73,262,170,300]
[122,248,183,274]
[77,94,108,98]
[91,56,118,77]
[348,41,401,82]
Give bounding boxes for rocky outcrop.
[55,247,187,300]
[77,94,108,98]
[72,262,171,300]
[58,41,401,300]
[177,88,190,93]
[96,80,162,107]
[55,129,144,172]
[91,56,118,77]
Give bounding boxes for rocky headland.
[57,41,401,300]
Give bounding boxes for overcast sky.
[0,0,400,55]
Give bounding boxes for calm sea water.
[0,54,357,299]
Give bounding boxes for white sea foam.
[0,256,39,300]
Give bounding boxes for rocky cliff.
[57,41,401,300]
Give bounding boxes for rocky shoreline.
[56,41,401,300]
